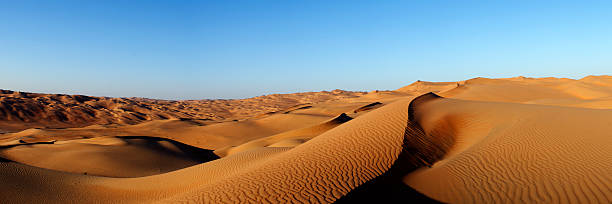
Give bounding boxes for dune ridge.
[1,75,611,203]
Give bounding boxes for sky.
[1,0,611,100]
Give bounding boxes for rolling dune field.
[1,76,611,203]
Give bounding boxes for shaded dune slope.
[336,94,447,203]
[353,102,383,113]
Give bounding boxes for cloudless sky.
[1,0,611,99]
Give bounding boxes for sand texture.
[1,76,611,203]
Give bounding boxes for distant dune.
[0,76,611,203]
[0,89,366,133]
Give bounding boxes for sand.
[0,89,366,133]
[0,76,611,203]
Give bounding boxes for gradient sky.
[1,1,611,99]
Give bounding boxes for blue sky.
[1,0,611,99]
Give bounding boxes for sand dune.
[0,136,218,177]
[0,89,365,133]
[0,100,370,150]
[1,76,611,203]
[214,112,354,157]
[404,93,612,203]
[0,98,411,203]
[441,76,612,107]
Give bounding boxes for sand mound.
[0,136,218,177]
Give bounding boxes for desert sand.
[1,76,611,203]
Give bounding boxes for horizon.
[1,1,611,100]
[2,74,610,100]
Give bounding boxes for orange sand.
[0,76,611,203]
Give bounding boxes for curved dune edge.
[0,98,414,203]
[403,96,612,203]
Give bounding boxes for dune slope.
[403,94,612,203]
